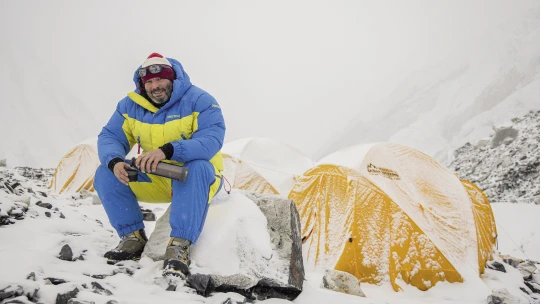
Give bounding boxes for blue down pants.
[93,160,221,243]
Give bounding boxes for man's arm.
[166,94,225,162]
[98,100,135,170]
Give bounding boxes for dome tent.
[49,138,100,194]
[288,142,496,291]
[222,137,314,195]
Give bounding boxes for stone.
[518,261,538,280]
[45,212,51,218]
[26,272,36,281]
[55,288,79,304]
[0,285,24,301]
[45,278,67,285]
[487,288,523,304]
[0,159,6,167]
[105,301,119,304]
[90,282,113,296]
[67,299,95,304]
[321,269,366,297]
[58,244,74,261]
[3,296,30,303]
[486,261,506,273]
[142,211,156,221]
[502,256,522,268]
[524,281,540,294]
[36,202,53,209]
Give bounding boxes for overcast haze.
[0,0,537,167]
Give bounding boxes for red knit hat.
[139,53,175,83]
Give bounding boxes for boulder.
[487,288,525,304]
[491,127,518,148]
[321,269,366,297]
[143,191,304,301]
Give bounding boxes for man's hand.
[113,162,133,186]
[135,149,166,173]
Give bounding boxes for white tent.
[222,137,314,195]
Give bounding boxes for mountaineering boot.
[162,237,191,278]
[104,229,147,264]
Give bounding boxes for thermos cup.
[126,158,189,182]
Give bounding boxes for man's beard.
[148,82,173,105]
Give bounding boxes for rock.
[67,299,95,304]
[518,261,538,280]
[502,256,522,268]
[321,269,366,297]
[105,301,119,304]
[55,288,79,304]
[486,261,506,273]
[142,210,156,221]
[144,192,304,301]
[0,284,39,303]
[112,266,135,276]
[0,159,6,167]
[36,202,53,209]
[58,244,74,261]
[60,213,66,219]
[491,127,518,148]
[45,278,67,285]
[3,296,30,303]
[45,212,51,218]
[26,272,36,281]
[524,281,540,294]
[84,274,109,280]
[0,285,24,301]
[487,288,523,304]
[90,282,113,296]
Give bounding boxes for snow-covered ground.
[1,167,539,304]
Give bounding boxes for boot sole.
[107,256,141,265]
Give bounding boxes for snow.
[1,181,539,303]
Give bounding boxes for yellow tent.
[49,138,100,194]
[222,137,314,195]
[288,142,496,291]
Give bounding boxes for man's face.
[144,78,173,104]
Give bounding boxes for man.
[94,53,225,278]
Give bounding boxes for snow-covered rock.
[143,191,304,301]
[449,109,540,204]
[487,288,527,304]
[320,269,365,297]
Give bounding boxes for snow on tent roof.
[289,142,496,291]
[222,137,314,195]
[49,138,100,194]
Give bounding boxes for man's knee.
[94,164,113,192]
[185,160,214,176]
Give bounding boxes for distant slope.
[319,6,540,165]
